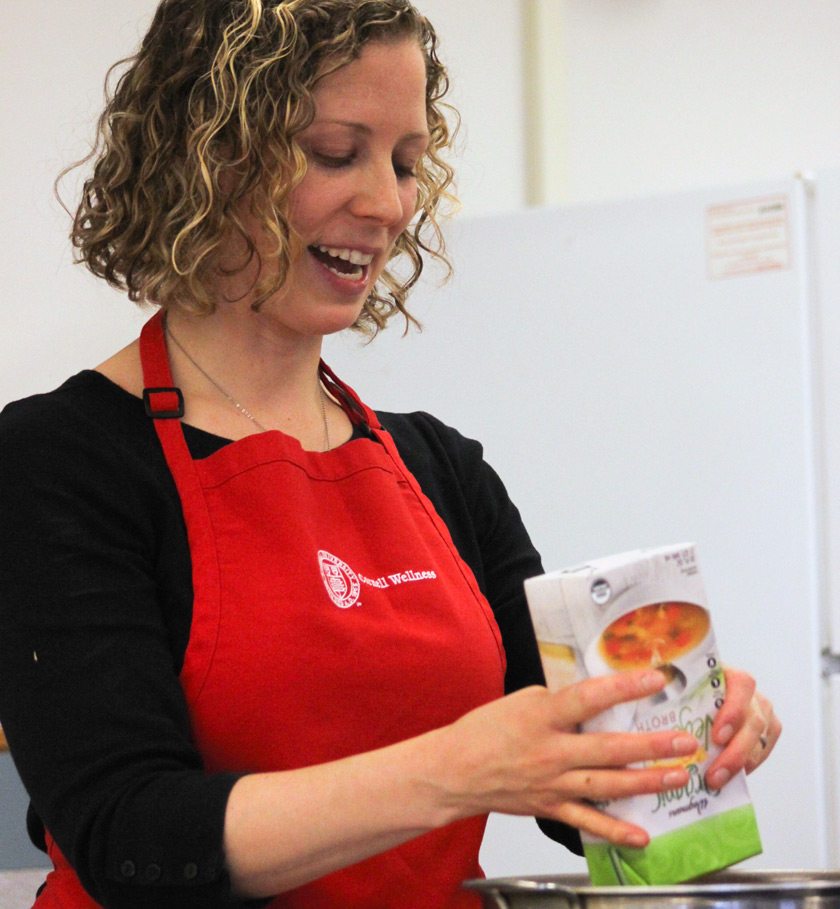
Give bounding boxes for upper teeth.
[317,246,373,266]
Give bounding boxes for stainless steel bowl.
[463,871,840,908]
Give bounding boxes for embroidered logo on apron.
[318,549,443,609]
[318,550,362,609]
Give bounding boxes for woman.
[0,1,779,907]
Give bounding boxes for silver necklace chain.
[165,323,331,451]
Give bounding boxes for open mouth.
[308,244,373,282]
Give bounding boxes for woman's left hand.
[705,666,781,790]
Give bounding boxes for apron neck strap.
[139,310,184,420]
[319,360,381,431]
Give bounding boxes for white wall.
[530,0,840,204]
[3,1,152,406]
[419,0,527,215]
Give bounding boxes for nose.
[349,158,406,227]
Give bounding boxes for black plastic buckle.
[143,386,185,419]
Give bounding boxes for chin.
[254,287,369,338]
[305,301,369,338]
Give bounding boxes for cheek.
[397,185,420,230]
[286,176,336,236]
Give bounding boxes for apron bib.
[38,311,505,908]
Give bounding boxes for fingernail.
[708,768,731,789]
[716,724,734,745]
[672,734,699,755]
[663,769,688,788]
[625,831,648,848]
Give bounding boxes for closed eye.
[313,153,355,169]
[394,160,417,180]
[309,150,417,179]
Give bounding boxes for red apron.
[37,310,505,908]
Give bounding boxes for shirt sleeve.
[0,395,258,907]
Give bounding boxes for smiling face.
[237,38,430,339]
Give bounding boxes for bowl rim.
[463,870,840,896]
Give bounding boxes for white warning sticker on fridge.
[706,194,791,279]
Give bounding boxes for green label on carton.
[584,804,763,886]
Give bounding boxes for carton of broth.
[524,543,762,885]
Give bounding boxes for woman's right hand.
[224,669,697,897]
[430,669,699,848]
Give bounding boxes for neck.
[163,305,341,448]
[168,303,322,386]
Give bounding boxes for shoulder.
[376,409,484,477]
[2,373,109,468]
[0,371,171,517]
[2,370,140,441]
[1,369,158,448]
[376,409,515,538]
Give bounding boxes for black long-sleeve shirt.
[0,370,580,908]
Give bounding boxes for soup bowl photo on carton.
[579,582,718,735]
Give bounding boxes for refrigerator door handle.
[822,649,840,677]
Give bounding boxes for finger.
[557,763,691,802]
[550,669,668,729]
[706,690,768,788]
[557,728,700,770]
[553,799,650,849]
[745,706,782,774]
[712,667,756,747]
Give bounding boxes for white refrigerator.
[324,170,840,875]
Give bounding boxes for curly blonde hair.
[64,0,457,333]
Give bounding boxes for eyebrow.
[313,120,430,143]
